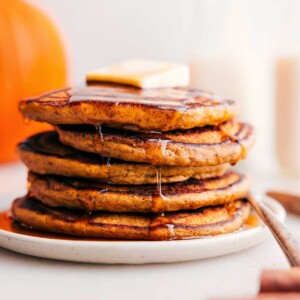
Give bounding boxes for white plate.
[0,193,285,264]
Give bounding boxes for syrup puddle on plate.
[0,211,121,242]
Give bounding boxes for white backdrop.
[33,0,300,178]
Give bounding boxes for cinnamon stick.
[210,293,299,299]
[260,268,300,293]
[249,293,300,299]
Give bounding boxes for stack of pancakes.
[12,83,255,240]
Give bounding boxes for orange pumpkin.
[0,0,68,163]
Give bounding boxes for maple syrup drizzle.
[95,125,104,142]
[148,213,176,240]
[228,135,248,162]
[158,139,168,158]
[148,138,169,164]
[70,90,190,109]
[219,124,248,164]
[244,214,260,229]
[157,167,166,198]
[150,167,167,213]
[147,167,175,239]
[149,216,176,240]
[0,209,176,241]
[0,210,104,241]
[69,86,221,112]
[97,188,108,195]
[166,224,175,236]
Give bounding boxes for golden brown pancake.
[18,132,229,185]
[19,84,237,132]
[56,121,255,166]
[27,171,250,213]
[12,196,250,240]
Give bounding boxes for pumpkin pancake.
[19,83,237,132]
[18,132,229,185]
[12,196,250,240]
[27,170,250,213]
[56,121,255,167]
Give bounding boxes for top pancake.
[19,83,237,132]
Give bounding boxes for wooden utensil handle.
[248,194,300,267]
[267,191,300,216]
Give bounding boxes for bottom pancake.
[12,196,250,241]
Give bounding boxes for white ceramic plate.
[0,193,285,264]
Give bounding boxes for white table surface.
[0,163,299,300]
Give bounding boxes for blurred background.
[1,0,300,182]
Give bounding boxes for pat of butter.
[86,59,189,88]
